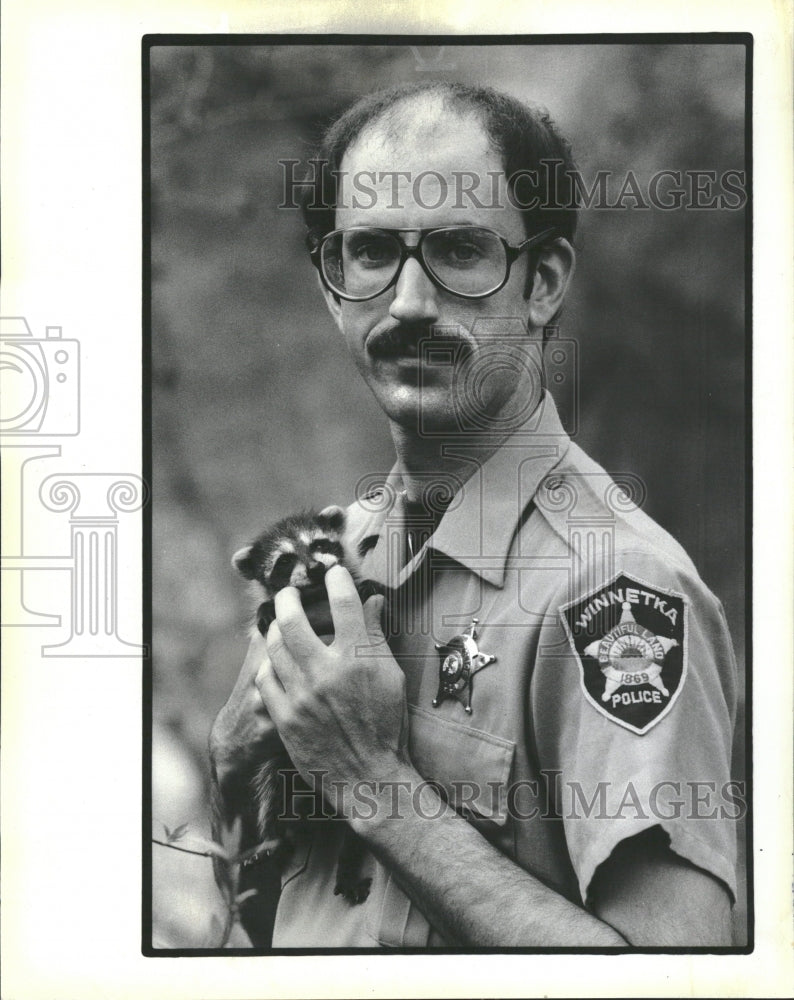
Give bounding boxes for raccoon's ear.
[317,505,346,534]
[231,545,257,580]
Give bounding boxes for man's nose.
[388,257,440,325]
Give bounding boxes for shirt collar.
[353,392,571,589]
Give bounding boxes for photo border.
[142,31,754,958]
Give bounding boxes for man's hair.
[299,80,579,251]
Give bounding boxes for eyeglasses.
[310,225,559,301]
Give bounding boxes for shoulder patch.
[559,571,688,735]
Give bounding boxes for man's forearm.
[349,760,627,947]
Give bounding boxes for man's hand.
[208,632,280,790]
[256,565,409,808]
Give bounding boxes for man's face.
[323,106,549,435]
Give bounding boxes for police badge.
[560,572,688,734]
[433,619,497,714]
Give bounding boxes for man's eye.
[357,243,386,261]
[353,242,393,265]
[437,240,485,266]
[450,243,481,262]
[345,236,396,267]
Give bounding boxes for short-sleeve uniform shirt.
[271,393,739,947]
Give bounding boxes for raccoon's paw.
[256,599,277,637]
[242,835,284,868]
[333,876,372,905]
[356,579,386,604]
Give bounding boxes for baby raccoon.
[232,505,381,638]
[232,505,384,905]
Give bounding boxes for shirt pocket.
[368,704,516,948]
[408,702,516,825]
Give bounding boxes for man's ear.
[528,239,576,329]
[317,271,345,332]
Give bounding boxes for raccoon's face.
[265,531,345,592]
[232,506,352,598]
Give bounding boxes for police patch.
[560,572,687,734]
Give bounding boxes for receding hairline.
[300,80,580,249]
[341,88,499,164]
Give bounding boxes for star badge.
[433,619,497,714]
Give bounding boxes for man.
[209,81,738,947]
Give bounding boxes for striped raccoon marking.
[232,505,352,598]
[231,505,384,904]
[232,506,379,637]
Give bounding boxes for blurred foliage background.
[149,42,747,947]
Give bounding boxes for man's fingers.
[255,655,289,725]
[325,564,367,638]
[273,586,325,662]
[265,620,301,692]
[228,631,270,699]
[255,648,284,694]
[362,594,386,642]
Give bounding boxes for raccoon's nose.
[308,563,327,582]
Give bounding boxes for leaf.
[168,823,189,843]
[183,834,229,860]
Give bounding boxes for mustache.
[367,325,475,359]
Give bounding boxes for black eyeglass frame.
[309,225,560,301]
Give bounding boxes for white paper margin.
[2,1,792,997]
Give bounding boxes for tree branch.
[152,837,217,859]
